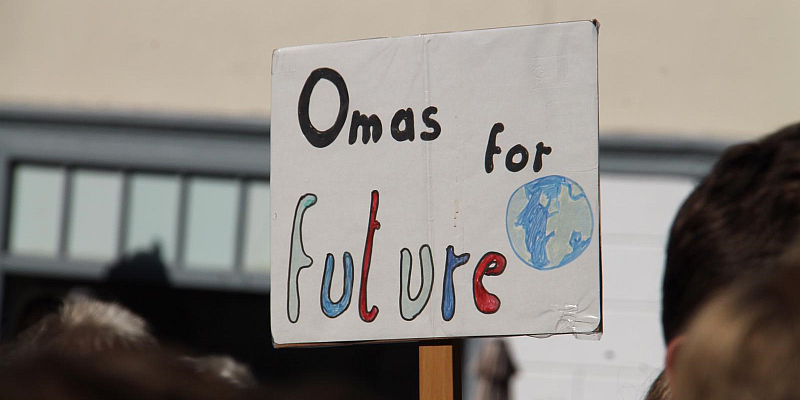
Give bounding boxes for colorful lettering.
[359,190,381,322]
[320,252,354,318]
[287,194,317,323]
[473,252,507,314]
[442,245,470,321]
[399,245,434,321]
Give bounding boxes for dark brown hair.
[671,266,800,400]
[0,350,272,400]
[662,122,800,343]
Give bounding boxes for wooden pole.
[419,340,462,400]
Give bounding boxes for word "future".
[287,191,506,324]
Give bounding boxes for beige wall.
[1,0,798,138]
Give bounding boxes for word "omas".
[298,68,442,148]
[287,191,506,324]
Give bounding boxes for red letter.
[359,190,381,322]
[473,252,506,314]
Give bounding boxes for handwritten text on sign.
[270,22,601,345]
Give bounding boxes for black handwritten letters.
[297,68,349,148]
[298,68,551,174]
[297,68,440,148]
[485,123,552,174]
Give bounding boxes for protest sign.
[270,21,600,346]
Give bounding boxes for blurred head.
[2,293,258,390]
[0,349,271,400]
[669,265,800,400]
[3,293,157,361]
[662,122,800,344]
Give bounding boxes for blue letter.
[320,252,354,318]
[442,245,470,321]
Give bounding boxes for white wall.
[1,0,798,138]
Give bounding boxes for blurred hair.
[186,355,258,388]
[2,293,157,362]
[671,264,800,400]
[0,349,272,400]
[662,122,800,343]
[1,293,258,390]
[643,371,670,400]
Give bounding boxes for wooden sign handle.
[419,340,462,400]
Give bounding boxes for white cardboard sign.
[270,21,601,346]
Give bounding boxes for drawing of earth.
[506,175,593,270]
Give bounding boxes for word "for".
[485,123,552,174]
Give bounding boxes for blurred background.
[0,1,798,399]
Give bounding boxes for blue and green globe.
[506,175,593,270]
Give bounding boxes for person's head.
[2,294,158,362]
[662,122,800,344]
[2,293,259,389]
[0,349,271,400]
[2,292,157,362]
[669,265,800,400]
